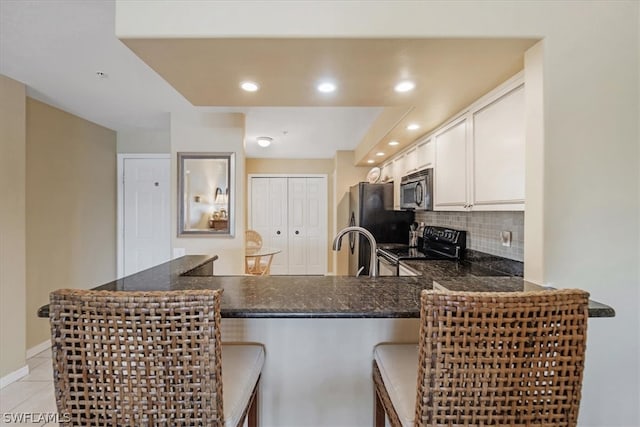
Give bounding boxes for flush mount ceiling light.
[406,123,420,130]
[317,82,337,93]
[376,152,385,156]
[367,159,375,164]
[257,136,273,147]
[240,81,259,92]
[394,80,415,92]
[388,141,400,146]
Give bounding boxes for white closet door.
[267,178,288,274]
[303,178,327,275]
[250,176,327,275]
[251,177,288,274]
[287,178,307,275]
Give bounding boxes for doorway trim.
[117,153,171,278]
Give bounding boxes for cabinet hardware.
[295,230,300,235]
[276,230,281,235]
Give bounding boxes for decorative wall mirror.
[178,152,234,236]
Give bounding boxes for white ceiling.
[0,0,381,159]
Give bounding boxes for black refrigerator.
[348,182,414,276]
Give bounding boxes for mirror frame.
[177,152,235,237]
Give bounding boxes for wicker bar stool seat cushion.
[373,344,418,427]
[221,344,264,427]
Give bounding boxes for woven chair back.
[49,289,224,426]
[416,289,589,427]
[246,230,263,249]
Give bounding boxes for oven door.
[377,251,398,276]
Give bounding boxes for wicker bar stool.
[49,288,264,427]
[373,289,589,427]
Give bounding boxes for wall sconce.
[214,188,228,204]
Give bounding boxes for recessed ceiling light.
[317,82,336,93]
[257,136,272,147]
[96,71,108,79]
[388,141,400,146]
[376,152,385,156]
[241,81,259,92]
[394,80,415,92]
[406,123,420,130]
[367,160,375,164]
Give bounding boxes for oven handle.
[378,255,396,266]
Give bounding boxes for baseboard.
[26,339,51,359]
[0,365,29,389]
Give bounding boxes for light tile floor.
[0,349,57,427]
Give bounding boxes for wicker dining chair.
[373,289,589,427]
[49,288,264,427]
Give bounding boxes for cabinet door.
[434,117,468,210]
[380,161,393,183]
[416,139,434,170]
[472,84,525,210]
[404,147,417,174]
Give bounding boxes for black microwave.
[400,168,433,210]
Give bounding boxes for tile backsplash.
[415,211,524,262]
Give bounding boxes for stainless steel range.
[377,226,467,276]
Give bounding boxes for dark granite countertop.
[37,254,614,319]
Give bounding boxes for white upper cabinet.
[434,117,469,210]
[432,74,525,211]
[380,161,393,183]
[404,147,418,174]
[416,139,434,170]
[471,84,525,210]
[379,72,525,212]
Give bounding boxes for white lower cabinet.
[250,176,327,275]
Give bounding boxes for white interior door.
[123,158,170,275]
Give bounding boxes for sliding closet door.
[250,176,327,275]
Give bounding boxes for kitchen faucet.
[332,226,378,277]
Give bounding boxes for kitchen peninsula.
[37,255,614,427]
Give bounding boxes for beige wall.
[171,112,246,275]
[26,99,117,348]
[0,75,27,378]
[117,129,170,153]
[245,158,335,273]
[333,152,369,275]
[117,2,640,424]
